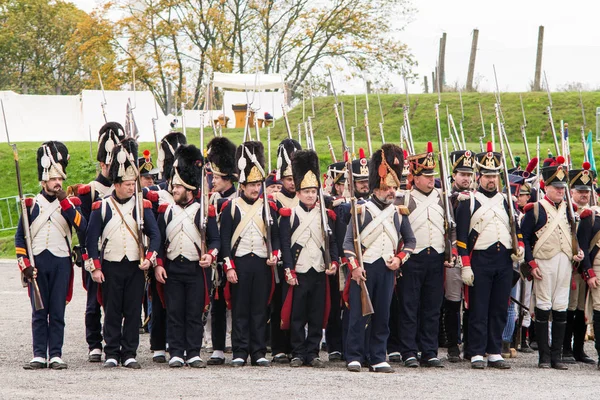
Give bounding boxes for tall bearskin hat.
[569,162,595,191]
[97,122,125,165]
[108,138,139,184]
[369,144,404,191]
[292,150,320,192]
[541,155,568,188]
[475,142,502,176]
[158,132,187,180]
[171,144,203,193]
[352,148,370,182]
[207,137,238,181]
[276,138,302,180]
[37,141,69,181]
[450,149,475,174]
[138,150,159,177]
[408,142,437,176]
[236,141,266,184]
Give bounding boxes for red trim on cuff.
[60,198,73,211]
[518,241,524,249]
[156,258,163,267]
[145,251,155,261]
[93,259,101,270]
[587,269,597,279]
[224,258,236,272]
[272,250,280,260]
[341,257,349,265]
[347,258,359,271]
[82,253,89,261]
[208,249,217,262]
[528,260,538,270]
[461,255,471,267]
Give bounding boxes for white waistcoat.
[101,197,140,262]
[533,199,572,260]
[235,199,268,258]
[31,194,70,257]
[408,189,446,253]
[470,192,512,250]
[165,203,202,261]
[362,202,399,264]
[291,206,325,273]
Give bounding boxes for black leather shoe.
[369,364,394,373]
[311,358,326,368]
[538,362,551,369]
[272,353,290,364]
[471,360,485,369]
[207,357,225,366]
[188,359,207,368]
[49,361,68,370]
[290,357,303,367]
[574,352,596,365]
[404,357,419,368]
[347,362,361,372]
[103,360,118,368]
[328,352,342,362]
[124,361,141,369]
[88,353,102,363]
[169,360,184,368]
[152,355,167,363]
[551,362,568,370]
[255,359,271,367]
[231,359,246,367]
[421,358,444,368]
[561,352,576,364]
[23,361,47,370]
[388,353,402,363]
[488,360,511,369]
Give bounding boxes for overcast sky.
[72,0,600,94]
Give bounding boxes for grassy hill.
[1,91,600,257]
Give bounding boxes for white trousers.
[533,253,571,311]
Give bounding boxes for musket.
[199,156,209,257]
[478,103,486,152]
[308,121,333,272]
[267,127,272,172]
[334,103,374,317]
[297,123,302,146]
[536,136,542,200]
[4,101,44,310]
[351,127,356,159]
[560,155,581,257]
[458,89,467,149]
[446,106,458,151]
[309,78,315,118]
[327,136,337,162]
[364,109,373,156]
[500,123,517,169]
[151,97,161,178]
[494,104,520,257]
[377,92,385,144]
[544,72,561,156]
[98,71,108,123]
[434,104,456,263]
[519,94,531,162]
[448,114,462,151]
[402,75,415,155]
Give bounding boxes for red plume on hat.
[487,141,493,152]
[143,149,151,162]
[526,157,538,173]
[427,141,433,153]
[359,148,365,159]
[583,161,591,170]
[556,155,565,165]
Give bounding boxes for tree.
[0,0,121,94]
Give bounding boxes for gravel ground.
[1,259,599,399]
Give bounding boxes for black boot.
[439,303,449,348]
[519,326,534,353]
[535,308,551,368]
[593,310,600,369]
[529,321,538,350]
[573,309,595,364]
[444,300,461,362]
[551,310,569,370]
[562,310,576,363]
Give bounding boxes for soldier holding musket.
[443,149,475,363]
[77,122,124,362]
[220,141,280,367]
[279,149,339,368]
[154,145,220,368]
[398,142,457,368]
[343,144,415,373]
[17,142,87,370]
[456,142,525,369]
[85,139,161,369]
[521,156,585,369]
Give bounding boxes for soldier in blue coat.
[154,144,220,368]
[77,122,124,362]
[343,144,415,373]
[85,138,161,369]
[17,141,87,369]
[455,142,525,369]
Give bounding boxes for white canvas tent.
[0,90,172,143]
[213,73,286,128]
